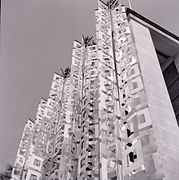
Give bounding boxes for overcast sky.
[1,0,179,171]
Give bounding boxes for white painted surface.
[130,19,179,179]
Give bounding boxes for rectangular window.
[127,123,134,137]
[129,151,137,163]
[133,81,138,89]
[33,159,41,167]
[80,157,86,168]
[138,114,145,124]
[127,150,137,167]
[91,61,95,66]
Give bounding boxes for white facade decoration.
[11,119,34,180]
[11,1,179,180]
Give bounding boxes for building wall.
[11,119,34,180]
[11,1,179,180]
[96,1,121,179]
[77,44,100,180]
[130,18,179,180]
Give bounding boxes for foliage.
[82,35,95,47]
[60,67,71,79]
[0,164,13,180]
[106,0,119,9]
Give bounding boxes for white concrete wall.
[130,19,179,180]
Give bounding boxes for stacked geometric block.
[11,1,179,180]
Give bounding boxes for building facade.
[11,0,179,180]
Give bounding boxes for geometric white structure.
[11,1,179,179]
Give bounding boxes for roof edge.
[126,8,179,41]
